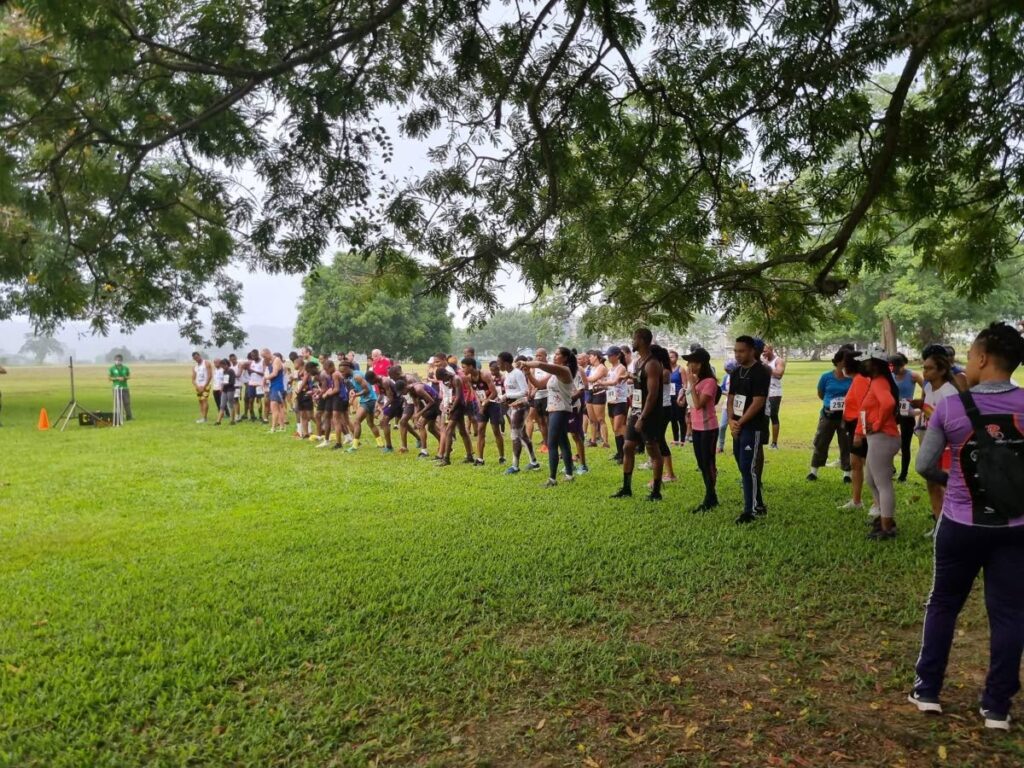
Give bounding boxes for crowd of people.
[180,321,1023,729]
[187,332,789,513]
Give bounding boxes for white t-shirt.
[533,370,550,400]
[248,360,264,386]
[212,368,225,391]
[504,368,528,400]
[768,356,783,397]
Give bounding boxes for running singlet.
[268,362,286,395]
[605,366,628,404]
[194,362,209,387]
[546,373,573,412]
[631,357,660,413]
[896,371,916,417]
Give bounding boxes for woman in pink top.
[853,348,901,539]
[683,348,720,512]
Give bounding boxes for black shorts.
[383,401,403,419]
[476,401,502,427]
[845,419,868,458]
[297,395,314,411]
[449,402,467,422]
[626,412,665,446]
[589,391,607,406]
[531,398,548,417]
[608,402,628,418]
[769,396,782,425]
[421,403,440,421]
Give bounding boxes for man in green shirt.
[108,355,132,421]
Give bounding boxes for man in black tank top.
[612,328,666,501]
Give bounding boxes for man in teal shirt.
[108,354,133,421]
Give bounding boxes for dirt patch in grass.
[434,612,1023,767]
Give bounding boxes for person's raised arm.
[526,360,571,383]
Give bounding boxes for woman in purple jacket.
[908,322,1024,730]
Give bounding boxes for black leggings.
[546,410,575,479]
[670,402,687,442]
[692,429,719,505]
[898,415,916,479]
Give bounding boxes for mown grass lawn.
[0,361,1021,766]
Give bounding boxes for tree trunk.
[881,316,898,354]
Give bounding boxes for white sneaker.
[826,460,840,468]
[837,500,863,510]
[316,439,332,448]
[640,461,652,470]
[867,506,881,518]
[195,418,207,424]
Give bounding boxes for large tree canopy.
[293,250,452,361]
[1,0,1021,343]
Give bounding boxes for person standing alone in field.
[108,354,132,421]
[191,352,213,423]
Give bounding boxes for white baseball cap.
[854,346,889,363]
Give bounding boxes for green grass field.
[1,362,1021,766]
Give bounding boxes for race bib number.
[256,386,264,396]
[630,387,642,410]
[732,393,747,417]
[440,383,451,406]
[686,390,695,410]
[899,399,911,417]
[669,383,677,396]
[829,396,845,412]
[607,387,620,404]
[405,393,415,405]
[494,385,503,400]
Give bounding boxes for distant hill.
[0,320,295,364]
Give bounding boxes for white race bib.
[405,393,415,405]
[440,383,452,406]
[630,387,642,410]
[829,396,845,413]
[732,393,747,417]
[494,385,503,400]
[669,383,677,396]
[686,390,695,410]
[899,399,911,417]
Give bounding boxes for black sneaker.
[462,456,475,464]
[980,707,1011,731]
[734,513,756,525]
[610,488,633,499]
[753,505,767,518]
[645,492,662,502]
[843,475,852,484]
[867,527,897,540]
[330,443,343,450]
[498,456,506,465]
[691,501,719,514]
[806,472,817,481]
[473,458,485,467]
[907,692,942,714]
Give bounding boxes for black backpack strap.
[958,390,991,445]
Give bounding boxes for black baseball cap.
[682,348,711,364]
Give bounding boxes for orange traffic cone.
[38,408,50,430]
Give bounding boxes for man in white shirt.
[191,352,213,423]
[499,351,540,473]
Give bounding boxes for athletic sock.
[623,472,632,493]
[653,478,662,495]
[808,466,818,477]
[615,435,624,457]
[352,438,360,448]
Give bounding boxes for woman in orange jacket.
[853,348,901,539]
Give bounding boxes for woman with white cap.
[854,346,902,539]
